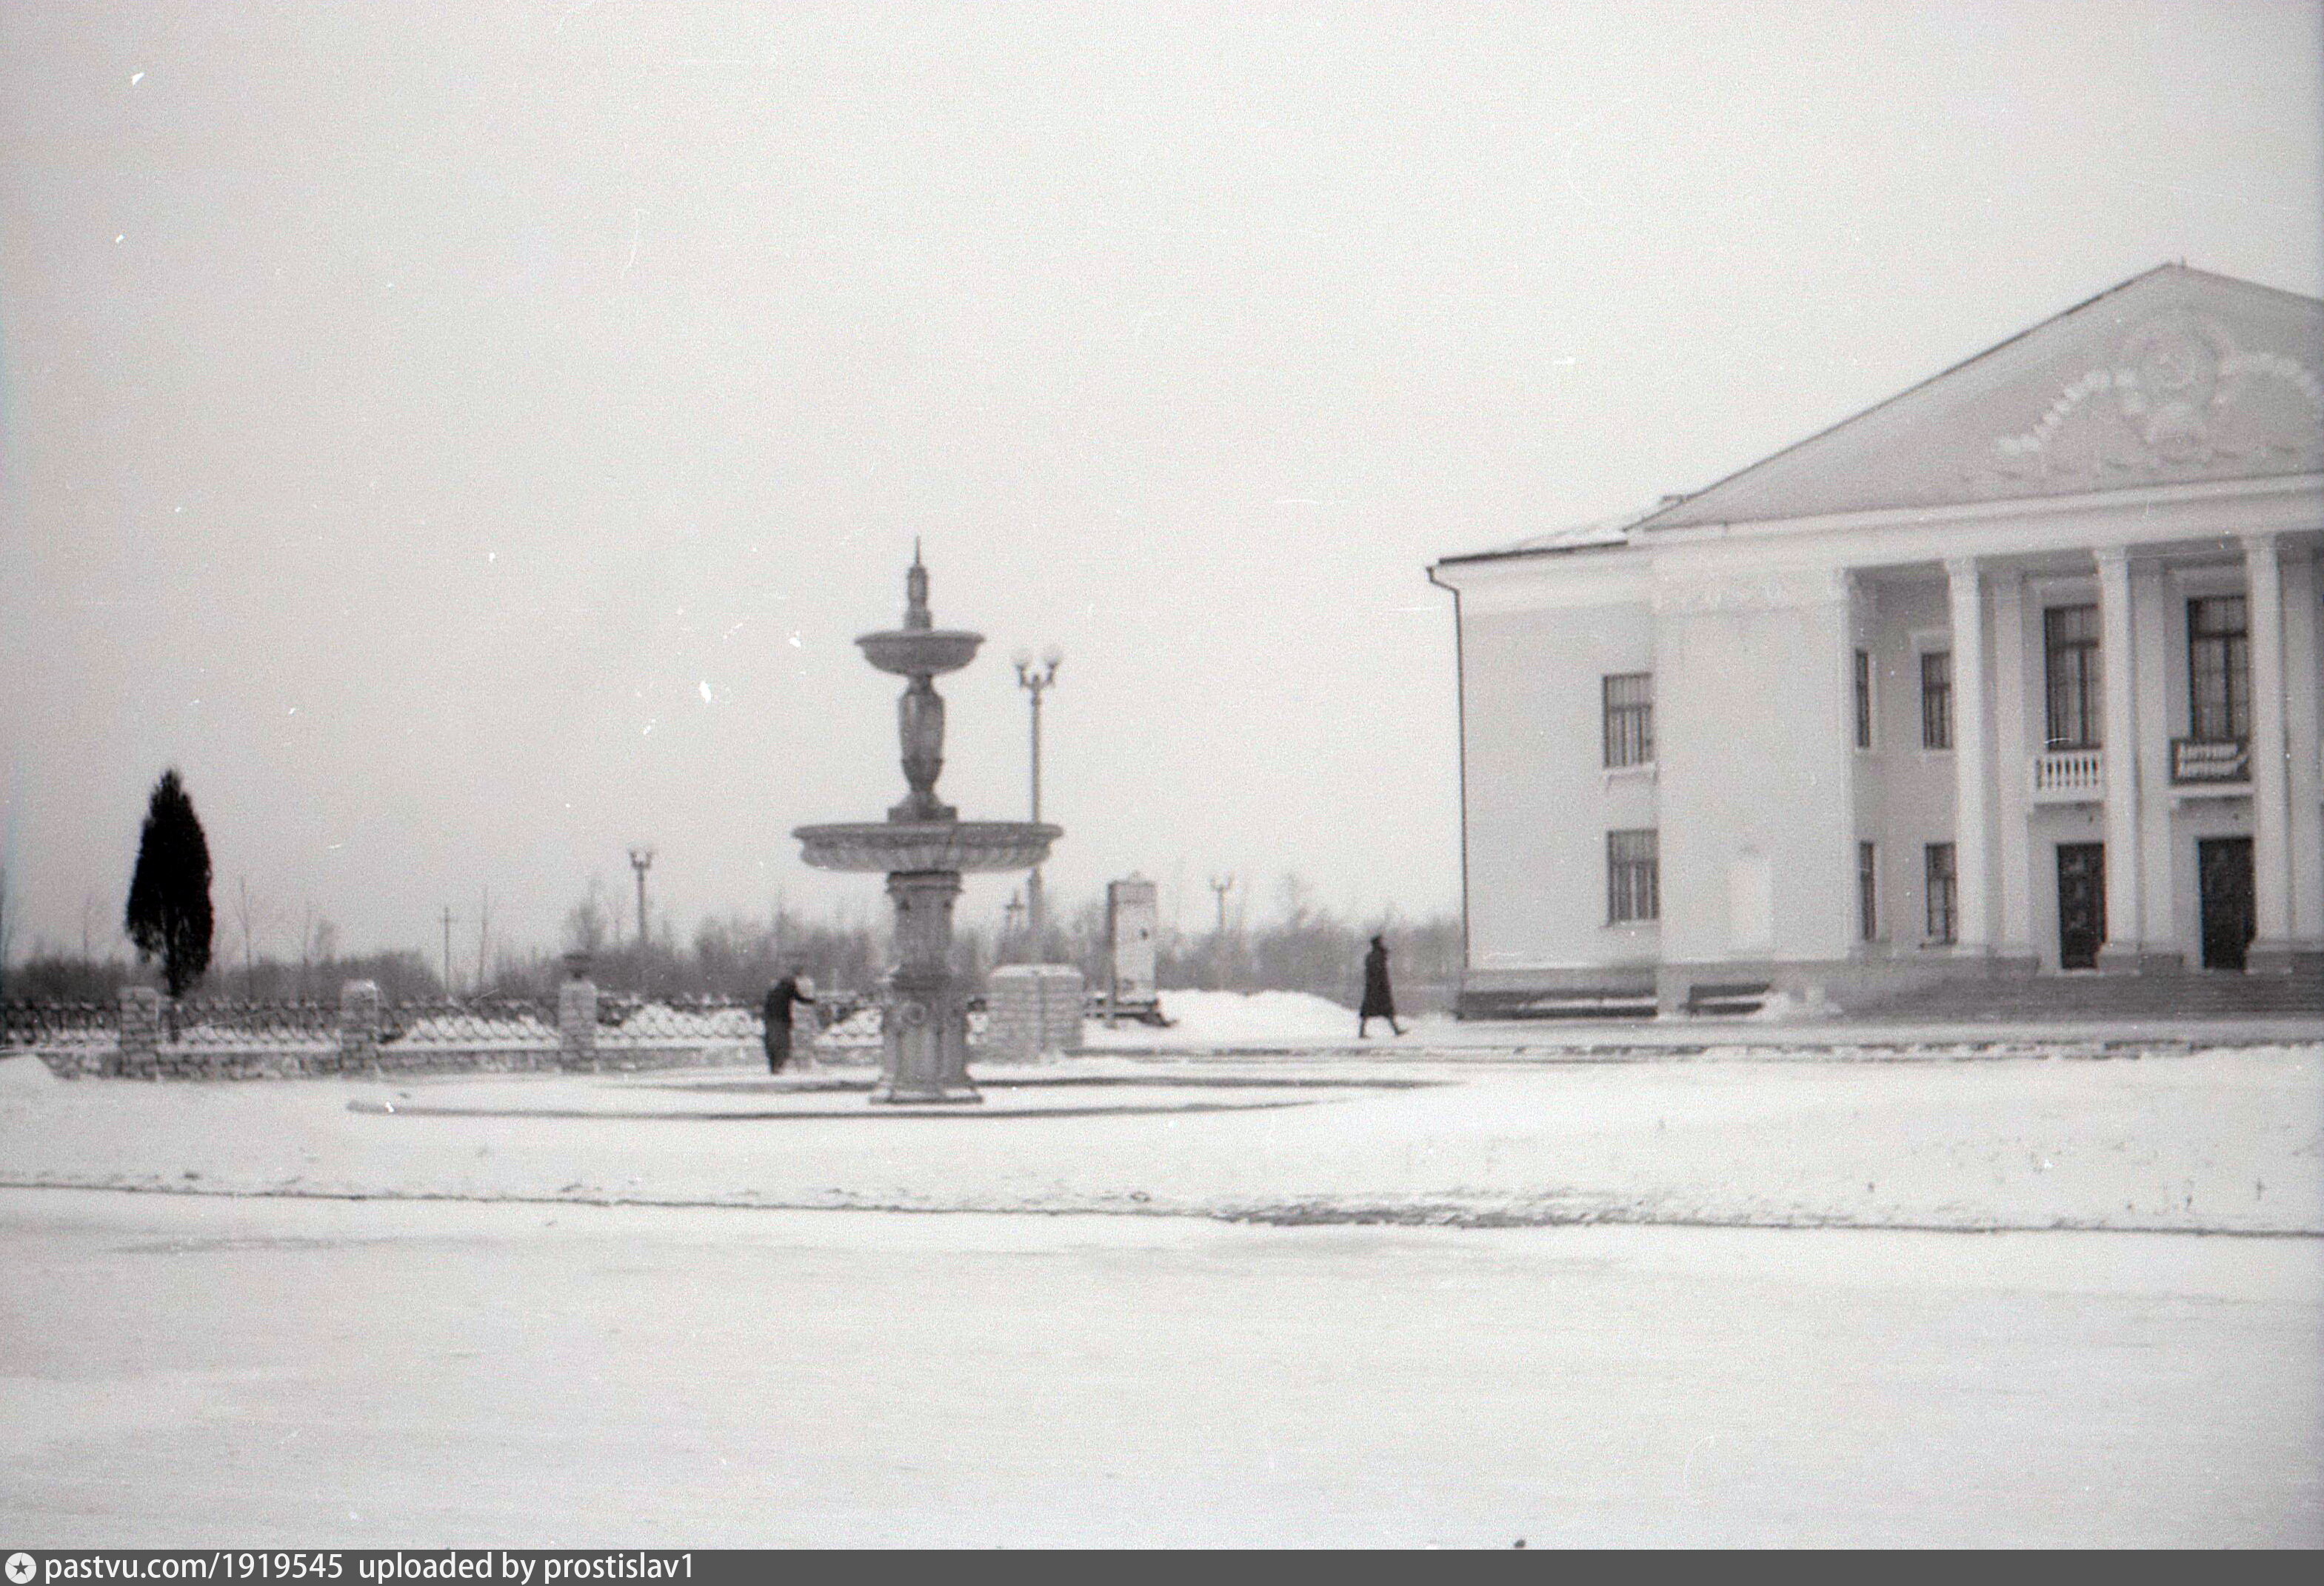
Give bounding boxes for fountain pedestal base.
[871,871,981,1104]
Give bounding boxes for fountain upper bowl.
[793,819,1061,874]
[857,628,983,677]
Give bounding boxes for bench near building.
[1428,265,2323,1018]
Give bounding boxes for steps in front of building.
[1851,970,2324,1023]
[1463,968,2317,1024]
[1460,988,1658,1021]
[1460,981,1781,1019]
[1683,982,1774,1016]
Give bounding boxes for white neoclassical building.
[1428,266,2323,1016]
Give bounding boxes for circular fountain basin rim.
[793,819,1061,873]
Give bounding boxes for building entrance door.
[2057,843,2106,970]
[2197,837,2255,972]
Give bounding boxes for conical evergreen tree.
[124,768,213,998]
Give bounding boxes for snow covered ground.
[1069,987,2322,1052]
[1,1038,2318,1544]
[1,1042,2317,1232]
[1,1190,2315,1547]
[1079,989,1375,1046]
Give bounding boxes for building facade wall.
[1438,505,2324,1007]
[1654,573,1855,970]
[1460,594,1657,978]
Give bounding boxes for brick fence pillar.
[1035,964,1086,1056]
[984,964,1085,1062]
[558,976,598,1071]
[786,999,821,1073]
[116,987,162,1079]
[983,965,1039,1062]
[338,979,382,1074]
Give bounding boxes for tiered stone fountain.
[794,553,1060,1103]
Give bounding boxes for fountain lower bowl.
[793,820,1061,874]
[857,629,982,676]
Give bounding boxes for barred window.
[1858,841,1879,943]
[1854,649,1874,749]
[2187,596,2249,742]
[1920,650,1952,751]
[2044,605,2101,749]
[1925,842,1957,944]
[1607,829,1660,924]
[1602,673,1654,768]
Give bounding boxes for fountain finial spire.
[904,541,932,631]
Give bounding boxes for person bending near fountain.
[762,970,818,1073]
[1358,936,1403,1039]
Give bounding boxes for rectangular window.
[1925,842,1958,944]
[1607,829,1660,924]
[1857,842,1878,943]
[2043,604,2102,749]
[2187,595,2250,742]
[1920,650,1953,750]
[1602,673,1654,768]
[1854,649,1874,750]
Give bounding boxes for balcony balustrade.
[2171,736,2249,787]
[2029,746,2104,803]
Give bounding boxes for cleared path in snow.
[1,1188,2315,1547]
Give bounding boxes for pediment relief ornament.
[1989,310,2324,484]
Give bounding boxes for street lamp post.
[1013,647,1061,959]
[628,846,654,993]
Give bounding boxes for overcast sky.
[3,0,2320,964]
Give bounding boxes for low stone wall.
[983,964,1086,1061]
[22,980,793,1080]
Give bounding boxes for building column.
[2094,547,2147,968]
[1990,569,2035,962]
[1945,558,1992,953]
[1837,567,1871,964]
[2281,547,2324,953]
[2131,557,2180,966]
[2244,533,2300,970]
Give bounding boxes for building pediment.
[1643,266,2324,530]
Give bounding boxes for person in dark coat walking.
[762,970,817,1073]
[1359,935,1403,1038]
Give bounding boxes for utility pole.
[237,876,258,989]
[1209,874,1234,990]
[1013,647,1061,959]
[628,846,655,993]
[438,905,457,999]
[475,887,492,996]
